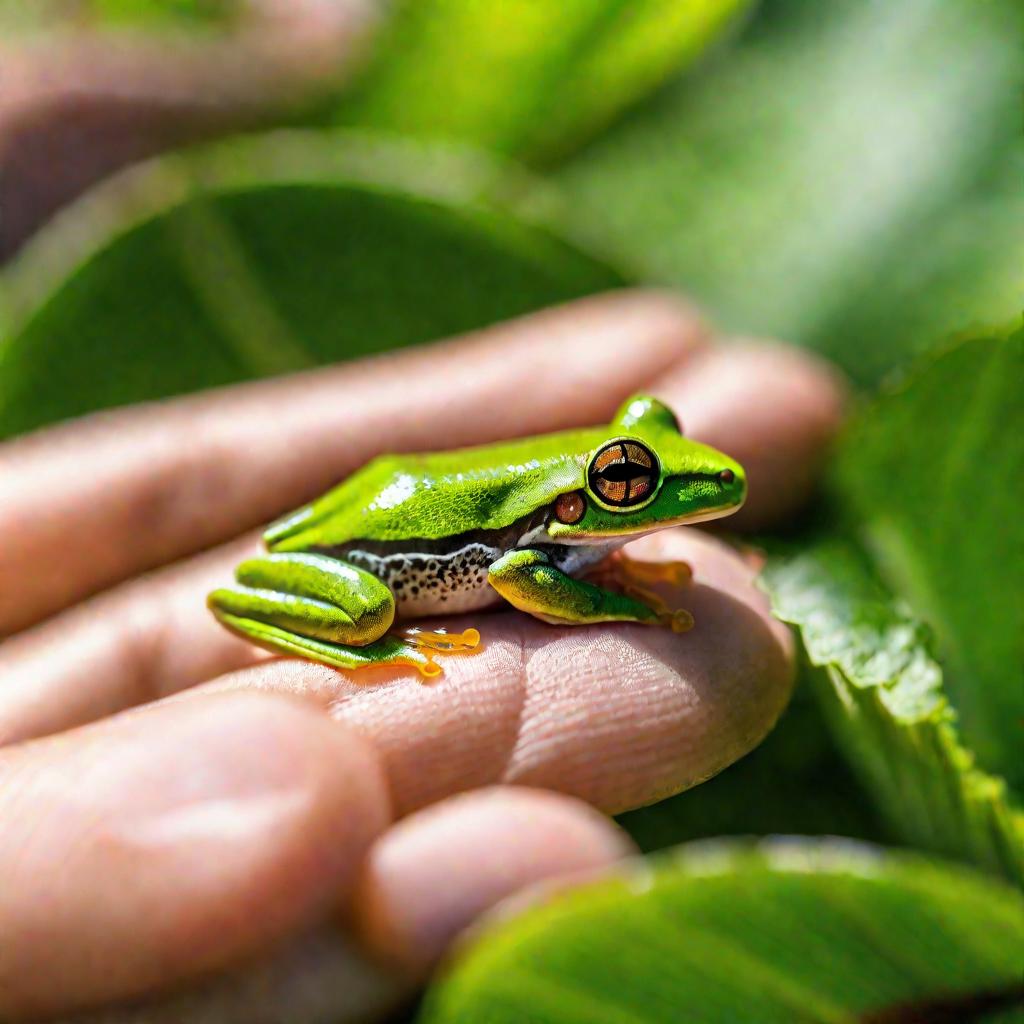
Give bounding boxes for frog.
[208,394,746,677]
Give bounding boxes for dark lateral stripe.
[313,506,550,560]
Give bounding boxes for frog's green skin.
[208,395,746,675]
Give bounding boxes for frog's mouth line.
[551,499,745,543]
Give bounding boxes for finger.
[0,537,265,748]
[654,340,849,529]
[352,786,634,975]
[0,692,390,1020]
[0,335,824,745]
[0,291,706,635]
[39,926,414,1024]
[202,528,794,817]
[46,788,630,1024]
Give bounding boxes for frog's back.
[265,429,603,550]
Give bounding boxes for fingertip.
[0,691,390,1018]
[495,529,795,813]
[352,787,634,975]
[655,340,850,529]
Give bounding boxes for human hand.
[0,292,846,1021]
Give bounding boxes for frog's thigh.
[208,552,394,647]
[488,549,660,627]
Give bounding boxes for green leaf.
[556,0,1024,384]
[762,538,1024,887]
[336,0,752,160]
[0,132,622,439]
[421,839,1024,1024]
[838,329,1024,790]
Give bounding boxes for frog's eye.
[588,441,659,508]
[554,490,587,524]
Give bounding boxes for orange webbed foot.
[587,551,695,633]
[397,626,483,678]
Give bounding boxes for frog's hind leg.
[209,552,452,677]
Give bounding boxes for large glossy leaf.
[421,839,1024,1024]
[838,329,1024,790]
[762,539,1024,887]
[0,132,621,439]
[336,0,752,160]
[556,0,1024,384]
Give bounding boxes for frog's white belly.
[344,541,619,618]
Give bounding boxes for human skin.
[0,291,847,1021]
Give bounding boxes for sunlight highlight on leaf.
[421,839,1024,1024]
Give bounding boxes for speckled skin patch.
[344,543,503,617]
[338,535,621,618]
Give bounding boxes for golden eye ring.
[587,440,659,509]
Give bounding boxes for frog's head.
[548,394,746,542]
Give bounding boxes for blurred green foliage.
[837,328,1024,788]
[337,0,753,160]
[557,0,1024,385]
[0,0,1021,1016]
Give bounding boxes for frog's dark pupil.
[598,462,648,482]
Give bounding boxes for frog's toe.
[401,625,482,655]
[598,551,694,588]
[210,610,440,676]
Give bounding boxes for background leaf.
[762,538,1024,887]
[0,132,621,439]
[421,839,1024,1024]
[835,329,1024,790]
[556,0,1024,384]
[336,0,752,160]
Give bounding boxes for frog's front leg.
[209,552,451,676]
[488,549,692,632]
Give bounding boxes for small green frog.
[209,395,746,676]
